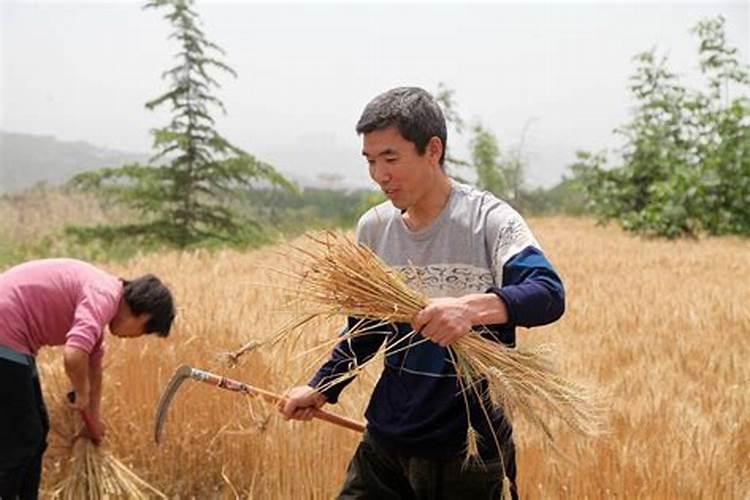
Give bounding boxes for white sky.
[1,0,748,188]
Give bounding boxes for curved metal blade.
[154,364,193,445]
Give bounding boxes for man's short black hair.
[122,274,175,337]
[355,86,447,167]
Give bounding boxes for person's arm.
[64,346,90,410]
[412,247,564,346]
[487,246,565,328]
[64,285,114,439]
[411,294,508,347]
[279,318,388,420]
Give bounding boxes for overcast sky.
[1,0,748,188]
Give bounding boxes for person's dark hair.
[122,274,175,337]
[355,87,447,168]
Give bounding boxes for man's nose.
[371,161,392,184]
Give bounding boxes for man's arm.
[413,247,564,347]
[487,246,565,327]
[279,318,388,420]
[63,346,106,440]
[64,346,90,410]
[411,294,508,347]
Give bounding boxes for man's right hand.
[279,385,327,421]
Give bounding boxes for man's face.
[362,126,442,211]
[110,310,151,338]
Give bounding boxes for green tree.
[571,16,750,237]
[69,0,293,248]
[470,123,507,196]
[434,82,471,178]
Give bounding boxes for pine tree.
[70,0,294,247]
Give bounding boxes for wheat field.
[24,217,750,498]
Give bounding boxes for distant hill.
[0,131,149,194]
[0,130,376,195]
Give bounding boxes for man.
[280,87,565,499]
[0,258,175,500]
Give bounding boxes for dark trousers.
[337,432,518,500]
[0,356,49,500]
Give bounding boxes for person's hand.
[278,385,327,421]
[78,413,106,445]
[412,297,473,347]
[68,391,105,445]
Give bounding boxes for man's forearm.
[63,346,90,399]
[459,293,509,326]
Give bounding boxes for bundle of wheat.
[41,367,166,499]
[275,231,605,461]
[50,438,166,500]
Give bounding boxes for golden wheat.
[6,215,743,499]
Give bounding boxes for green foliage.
[0,224,147,269]
[68,0,294,248]
[238,187,374,234]
[470,124,507,196]
[570,16,750,238]
[469,123,529,210]
[434,82,471,178]
[522,178,587,216]
[0,184,375,270]
[354,190,387,220]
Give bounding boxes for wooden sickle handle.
[189,368,366,433]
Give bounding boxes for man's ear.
[427,136,443,166]
[135,312,151,329]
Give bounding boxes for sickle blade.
[154,364,193,444]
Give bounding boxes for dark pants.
[0,355,49,500]
[337,432,518,500]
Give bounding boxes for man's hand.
[67,391,106,445]
[278,385,327,421]
[412,297,473,347]
[79,413,106,445]
[412,293,508,347]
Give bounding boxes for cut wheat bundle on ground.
[50,439,166,500]
[272,231,605,454]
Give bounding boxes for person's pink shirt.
[0,258,123,366]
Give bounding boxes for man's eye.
[385,157,398,163]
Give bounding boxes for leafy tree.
[522,177,587,216]
[69,0,294,248]
[470,123,507,196]
[571,16,750,237]
[434,83,471,178]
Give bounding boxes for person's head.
[356,87,448,210]
[110,274,175,339]
[356,86,447,169]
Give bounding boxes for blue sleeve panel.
[488,246,565,328]
[308,317,390,403]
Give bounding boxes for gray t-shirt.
[356,180,540,298]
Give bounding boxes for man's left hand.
[411,297,472,347]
